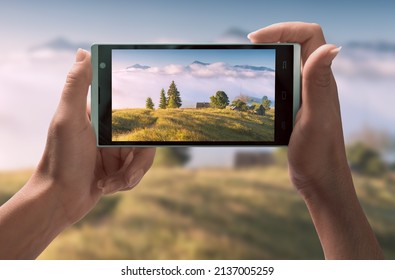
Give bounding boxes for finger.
[302,44,341,115]
[124,148,156,182]
[100,148,128,175]
[248,22,326,62]
[58,49,92,122]
[101,148,156,194]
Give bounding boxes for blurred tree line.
[274,127,395,178]
[154,147,190,167]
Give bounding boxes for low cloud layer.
[2,39,395,169]
[113,61,275,109]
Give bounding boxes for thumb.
[302,44,341,113]
[59,49,92,120]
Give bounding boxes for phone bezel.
[91,43,301,146]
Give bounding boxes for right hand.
[248,22,351,198]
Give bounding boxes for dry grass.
[1,166,394,259]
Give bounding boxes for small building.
[255,104,266,116]
[234,152,274,168]
[196,102,211,109]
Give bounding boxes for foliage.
[166,81,182,108]
[209,91,230,109]
[262,96,272,110]
[154,148,191,167]
[347,142,387,177]
[145,97,154,110]
[231,99,248,111]
[159,88,167,109]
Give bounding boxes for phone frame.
[91,43,301,147]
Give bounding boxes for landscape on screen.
[111,49,276,142]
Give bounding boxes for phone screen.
[92,44,300,146]
[112,48,275,142]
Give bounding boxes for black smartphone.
[91,44,301,146]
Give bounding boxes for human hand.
[248,23,383,259]
[35,49,155,226]
[248,22,348,198]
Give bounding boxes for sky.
[112,48,275,109]
[112,51,275,109]
[1,0,395,169]
[1,0,394,52]
[112,49,276,69]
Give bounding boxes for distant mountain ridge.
[234,65,274,72]
[345,41,395,53]
[127,64,151,70]
[29,37,91,52]
[127,60,274,72]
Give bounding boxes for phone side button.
[281,91,287,100]
[282,61,287,70]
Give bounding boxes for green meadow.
[1,165,394,259]
[112,108,274,142]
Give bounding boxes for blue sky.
[112,49,276,109]
[1,0,394,53]
[112,49,276,69]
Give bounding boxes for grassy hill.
[112,108,274,142]
[1,165,394,259]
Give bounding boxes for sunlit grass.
[112,108,274,142]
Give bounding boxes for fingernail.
[247,32,255,40]
[330,46,342,55]
[329,46,342,61]
[324,46,342,66]
[75,48,87,62]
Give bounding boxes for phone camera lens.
[100,62,106,69]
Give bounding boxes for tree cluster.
[146,80,182,110]
[347,142,387,177]
[230,95,272,115]
[210,91,230,109]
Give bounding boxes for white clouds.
[113,62,275,109]
[333,48,395,80]
[163,64,185,75]
[0,49,74,170]
[2,40,395,169]
[123,61,274,79]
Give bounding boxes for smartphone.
[91,44,301,146]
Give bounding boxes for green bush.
[347,142,387,177]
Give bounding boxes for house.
[196,102,211,109]
[234,152,274,168]
[255,104,265,116]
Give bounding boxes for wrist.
[296,168,384,259]
[0,173,71,259]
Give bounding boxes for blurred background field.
[1,147,394,259]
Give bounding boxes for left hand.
[35,49,155,226]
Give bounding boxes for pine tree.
[159,88,167,109]
[146,97,154,110]
[167,80,182,108]
[167,96,178,108]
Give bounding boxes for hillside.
[112,108,274,142]
[1,166,394,259]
